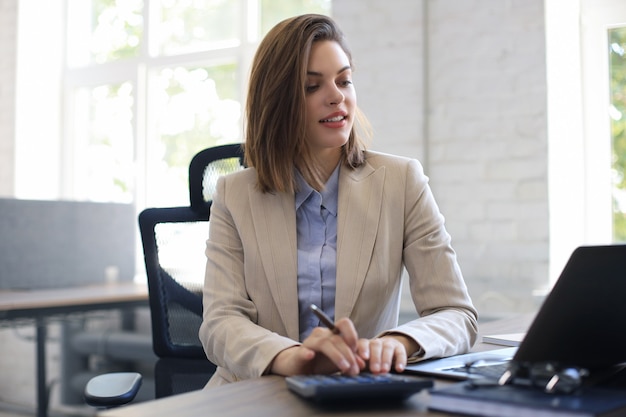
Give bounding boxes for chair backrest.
[189,143,245,217]
[139,143,245,358]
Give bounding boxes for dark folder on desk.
[429,382,626,417]
[407,244,626,379]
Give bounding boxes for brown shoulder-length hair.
[244,14,370,193]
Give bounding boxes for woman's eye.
[305,85,319,93]
[339,79,353,87]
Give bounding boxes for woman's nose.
[328,86,344,106]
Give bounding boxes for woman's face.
[304,40,356,157]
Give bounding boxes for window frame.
[61,0,261,209]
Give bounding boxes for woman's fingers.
[304,325,361,375]
[362,336,408,374]
[297,320,412,376]
[333,317,359,349]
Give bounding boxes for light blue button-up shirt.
[295,164,340,341]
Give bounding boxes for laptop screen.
[513,244,626,371]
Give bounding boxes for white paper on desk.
[481,332,525,347]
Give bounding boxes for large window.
[62,0,330,207]
[544,0,625,281]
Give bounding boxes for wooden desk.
[99,315,533,417]
[0,282,149,417]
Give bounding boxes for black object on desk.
[428,381,626,417]
[286,373,433,403]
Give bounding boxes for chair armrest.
[84,372,142,408]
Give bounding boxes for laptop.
[405,244,626,379]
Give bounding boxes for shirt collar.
[295,164,340,216]
[321,164,340,216]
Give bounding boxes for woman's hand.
[356,334,418,374]
[270,317,366,376]
[270,319,419,377]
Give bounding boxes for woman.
[199,14,478,387]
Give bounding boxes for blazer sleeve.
[380,158,478,360]
[199,173,299,385]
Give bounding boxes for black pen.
[310,304,340,334]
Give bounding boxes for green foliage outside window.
[91,0,143,63]
[610,27,626,241]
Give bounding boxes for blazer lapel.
[335,162,385,319]
[248,186,300,339]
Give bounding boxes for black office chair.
[85,144,245,407]
[189,143,246,217]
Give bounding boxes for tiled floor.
[0,402,33,417]
[0,409,31,417]
[0,412,94,417]
[0,397,34,416]
[0,404,96,417]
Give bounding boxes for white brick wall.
[334,0,426,160]
[334,0,549,318]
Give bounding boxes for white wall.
[335,0,549,318]
[334,0,427,160]
[0,0,17,197]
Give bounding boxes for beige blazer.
[200,151,478,387]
